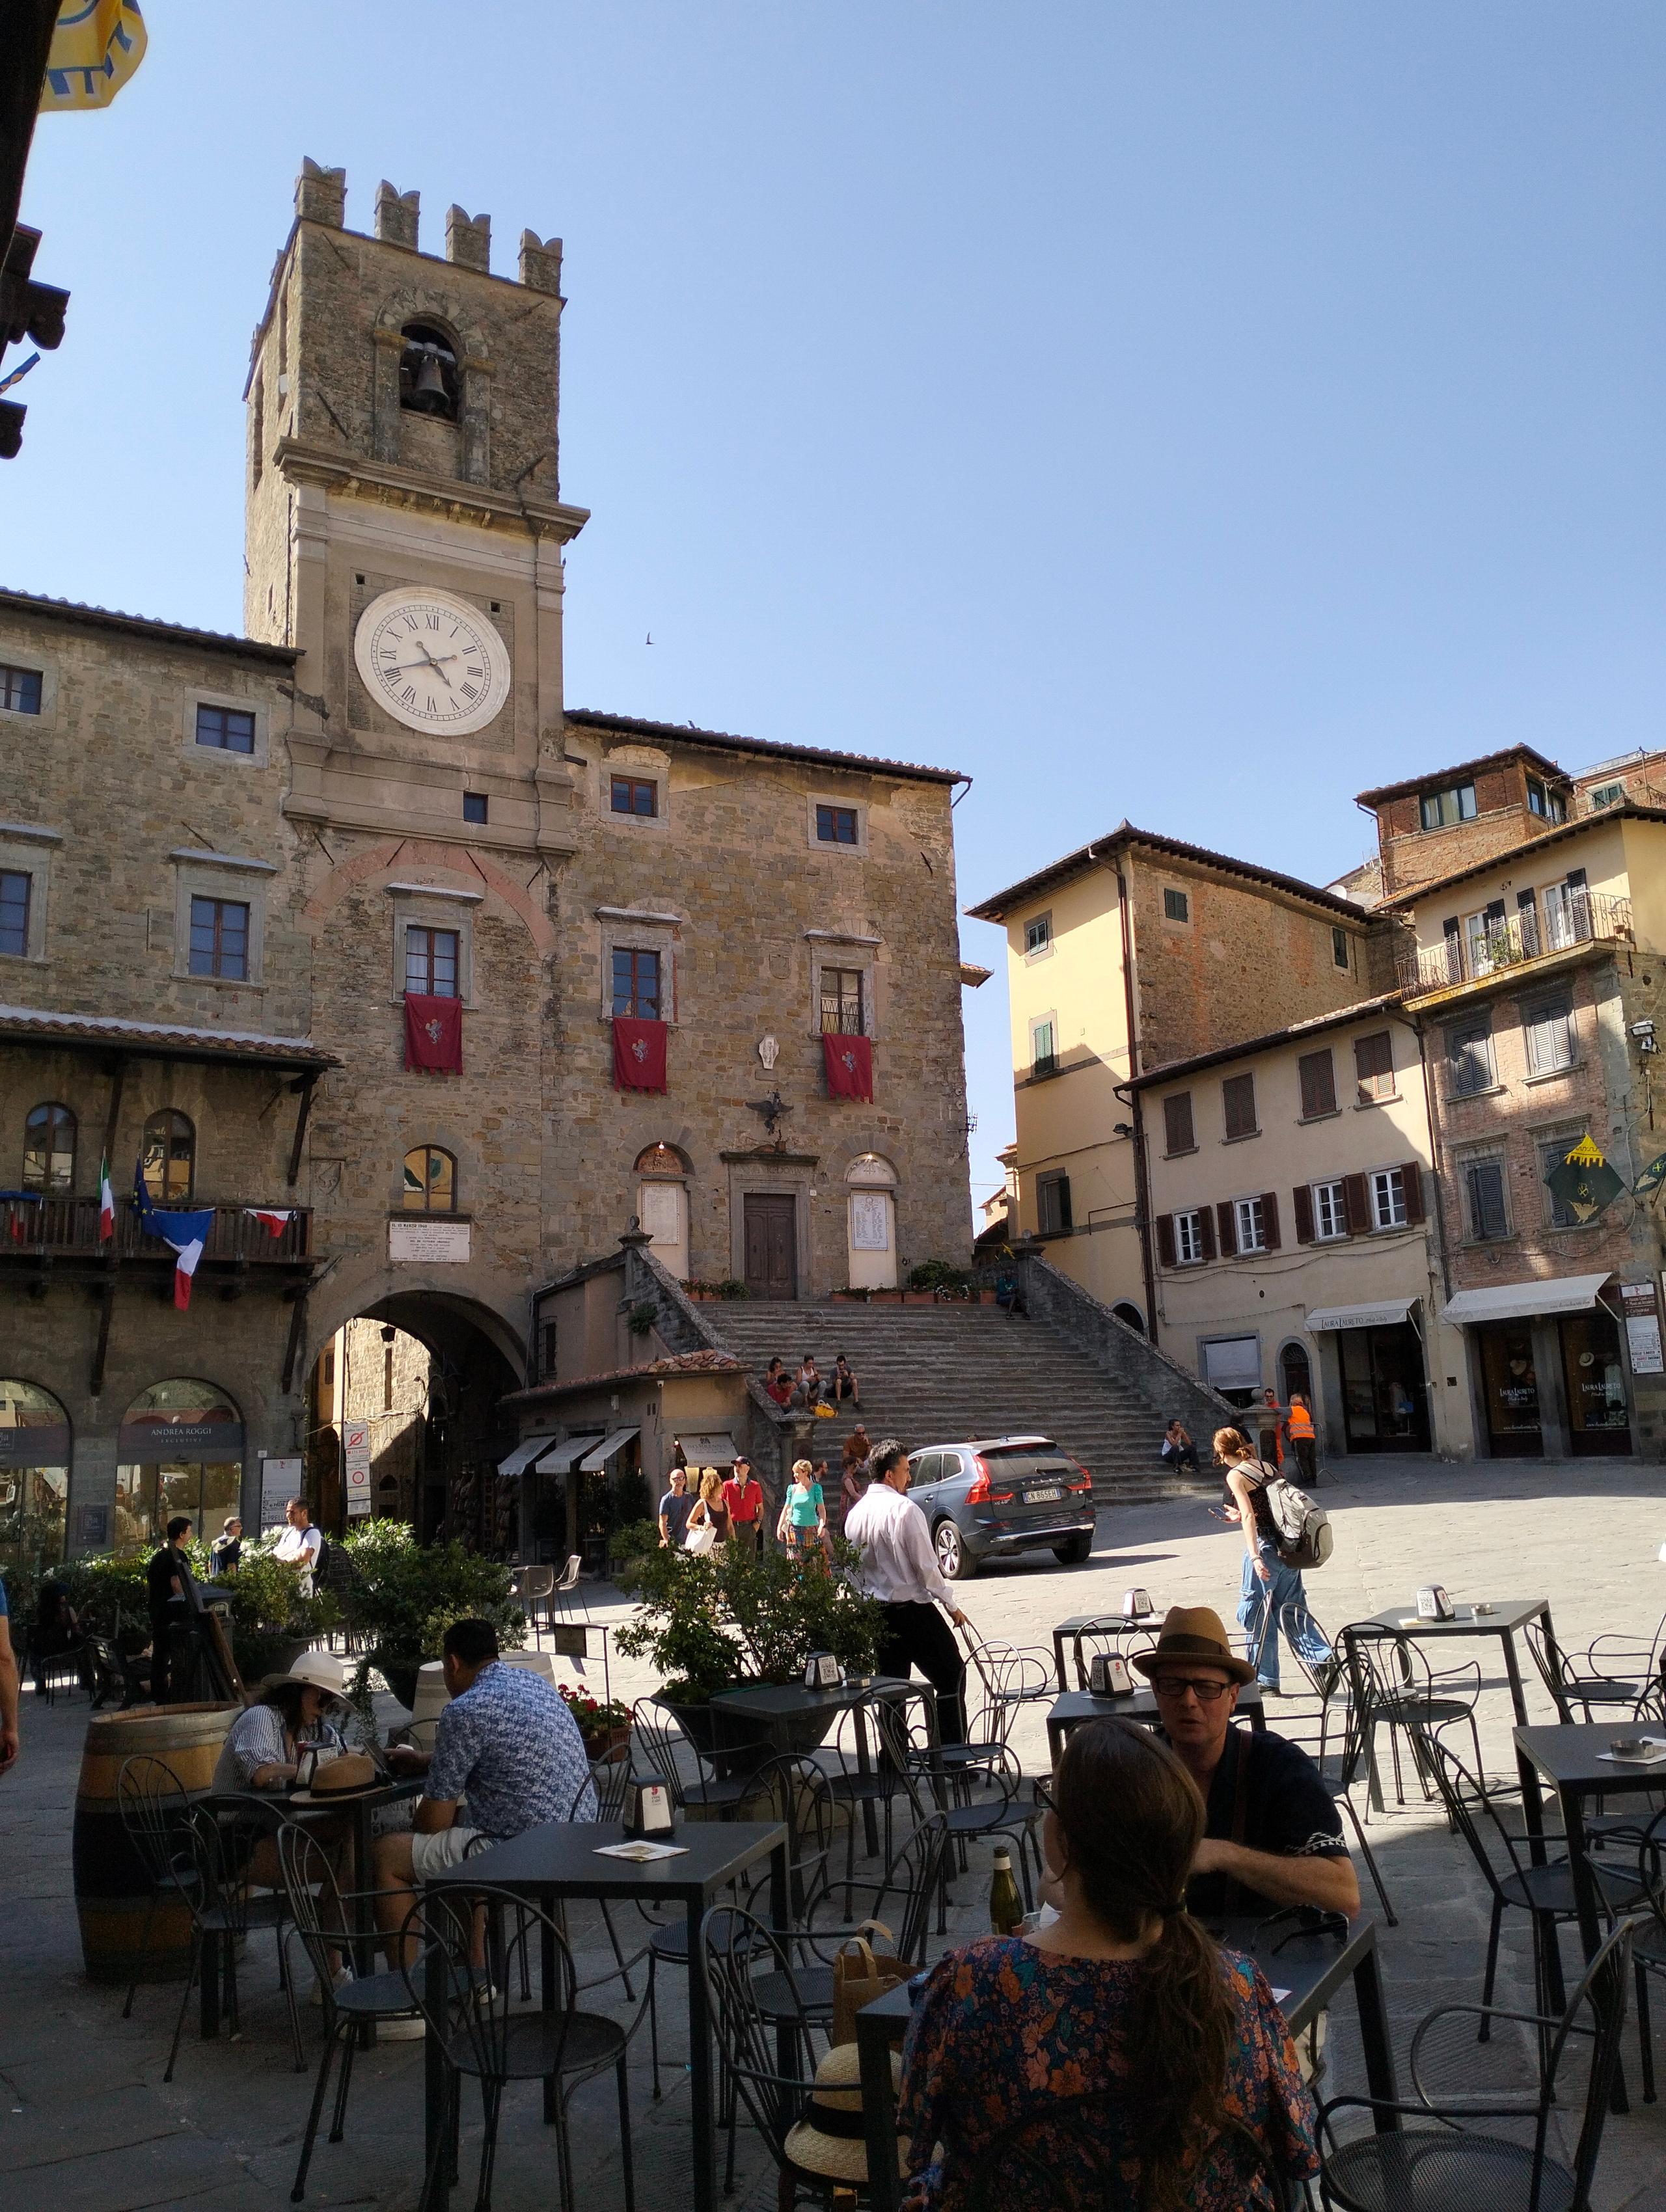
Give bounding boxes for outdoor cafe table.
[1514,1722,1666,1983]
[710,1674,941,1852]
[208,1773,424,2041]
[423,1816,787,2212]
[1049,1613,1162,1692]
[855,1912,1399,2212]
[1046,1682,1266,1766]
[1357,1597,1554,1727]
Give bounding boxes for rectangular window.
[1162,1092,1195,1154]
[612,946,661,1019]
[1543,876,1590,951]
[1313,1180,1347,1241]
[819,967,865,1035]
[1589,781,1624,811]
[1030,1019,1057,1078]
[1539,1140,1582,1228]
[1175,1209,1205,1264]
[1163,887,1190,923]
[1464,1159,1509,1241]
[187,894,249,980]
[1233,1195,1266,1253]
[1523,993,1575,1075]
[1420,782,1478,830]
[1298,1049,1337,1120]
[463,790,489,825]
[405,924,460,998]
[0,664,44,715]
[1354,1030,1395,1103]
[1024,914,1051,956]
[1526,777,1567,822]
[0,869,29,957]
[1222,1072,1257,1140]
[195,702,256,754]
[1370,1168,1408,1230]
[1446,1018,1495,1097]
[1331,924,1350,970]
[815,803,860,845]
[1036,1171,1072,1236]
[610,775,657,818]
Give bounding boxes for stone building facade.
[0,160,974,1563]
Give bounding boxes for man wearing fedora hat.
[1133,1605,1358,1919]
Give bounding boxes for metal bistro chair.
[879,1695,1044,1912]
[1275,1606,1398,1926]
[560,1763,638,2001]
[1069,1617,1160,1692]
[1341,1623,1488,1812]
[1622,1807,1666,2101]
[1318,1913,1635,2212]
[966,2097,1292,2212]
[509,1564,556,1645]
[824,1682,929,1909]
[116,1753,201,2020]
[1524,1619,1650,1726]
[631,1695,756,1821]
[156,1798,305,2083]
[403,1880,650,2212]
[700,1902,839,2211]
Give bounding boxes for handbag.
[684,1516,717,1556]
[830,1924,911,2045]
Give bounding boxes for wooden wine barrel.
[72,1701,238,1985]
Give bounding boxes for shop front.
[1304,1299,1433,1455]
[0,1380,72,1571]
[1443,1273,1634,1460]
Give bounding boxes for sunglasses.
[1150,1675,1235,1703]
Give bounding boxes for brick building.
[0,161,975,1569]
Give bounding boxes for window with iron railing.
[1403,887,1628,993]
[819,967,865,1035]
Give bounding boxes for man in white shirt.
[843,1438,971,1742]
[273,1496,323,1596]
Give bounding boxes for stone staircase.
[696,1299,1220,1509]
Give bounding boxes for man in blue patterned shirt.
[374,1619,597,1969]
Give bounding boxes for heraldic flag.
[823,1032,874,1103]
[612,1016,668,1093]
[1544,1133,1626,1226]
[133,1165,213,1310]
[404,993,463,1073]
[41,1,147,113]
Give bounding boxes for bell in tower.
[399,325,458,420]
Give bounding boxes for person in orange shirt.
[1283,1396,1318,1485]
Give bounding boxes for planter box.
[979,1288,998,1305]
[866,1290,902,1305]
[903,1291,936,1306]
[830,1291,867,1304]
[655,1688,837,1776]
[582,1725,632,1765]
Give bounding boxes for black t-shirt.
[1178,1725,1348,1917]
[146,1544,187,1618]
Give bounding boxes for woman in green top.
[776,1456,828,1558]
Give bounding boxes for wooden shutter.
[1292,1184,1315,1244]
[1216,1200,1237,1258]
[1399,1162,1425,1223]
[1261,1191,1280,1250]
[1156,1213,1177,1268]
[1298,1049,1335,1119]
[1163,1092,1195,1153]
[1222,1073,1256,1140]
[1342,1172,1371,1235]
[1197,1206,1216,1261]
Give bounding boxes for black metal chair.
[1623,1808,1666,2101]
[1523,1619,1648,1725]
[154,1797,304,2083]
[964,2096,1291,2212]
[630,1695,755,1819]
[699,1902,837,2209]
[1069,1617,1160,1692]
[276,1818,433,2202]
[1341,1623,1488,1811]
[402,1878,648,2212]
[1318,1914,1635,2212]
[115,1753,200,2021]
[1274,1607,1398,1926]
[879,1696,1044,1908]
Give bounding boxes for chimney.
[518,230,563,295]
[375,182,420,250]
[295,158,346,228]
[445,206,491,273]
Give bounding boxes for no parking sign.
[344,1421,372,1517]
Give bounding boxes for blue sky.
[10,4,1665,1217]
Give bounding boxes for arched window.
[0,1378,71,1571]
[635,1142,690,1176]
[21,1101,75,1193]
[398,323,459,421]
[1112,1301,1146,1338]
[845,1153,899,1290]
[141,1110,195,1202]
[1279,1340,1313,1407]
[403,1145,457,1213]
[116,1378,243,1548]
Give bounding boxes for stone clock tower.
[244,159,588,861]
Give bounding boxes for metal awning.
[534,1434,604,1475]
[675,1432,741,1467]
[579,1426,640,1473]
[1441,1273,1611,1327]
[497,1435,555,1480]
[1304,1299,1415,1333]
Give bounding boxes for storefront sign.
[388,1219,471,1263]
[343,1420,372,1518]
[1622,1282,1664,1376]
[0,1422,70,1468]
[260,1455,303,1530]
[116,1418,245,1462]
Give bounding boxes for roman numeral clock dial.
[352,588,512,737]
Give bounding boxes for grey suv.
[905,1435,1097,1580]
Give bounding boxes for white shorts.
[409,1825,484,1878]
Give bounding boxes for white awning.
[1441,1273,1611,1327]
[676,1432,742,1466]
[1304,1299,1415,1333]
[497,1435,555,1480]
[534,1434,604,1475]
[579,1426,640,1472]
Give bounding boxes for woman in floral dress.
[897,1718,1318,2210]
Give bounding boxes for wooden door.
[743,1193,798,1299]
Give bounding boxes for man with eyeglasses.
[1132,1606,1358,1919]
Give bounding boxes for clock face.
[353,588,512,736]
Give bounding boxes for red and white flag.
[245,1208,293,1237]
[99,1149,115,1241]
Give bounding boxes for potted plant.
[829,1286,869,1304]
[339,1520,526,1710]
[559,1684,635,1762]
[214,1545,339,1684]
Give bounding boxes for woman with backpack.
[1216,1429,1333,1696]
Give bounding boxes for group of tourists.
[761,1349,861,1411]
[656,1458,766,1554]
[1161,1389,1319,1485]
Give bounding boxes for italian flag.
[99,1150,115,1242]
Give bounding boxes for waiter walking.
[844,1438,970,1743]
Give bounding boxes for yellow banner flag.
[40,1,147,113]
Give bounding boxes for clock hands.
[387,649,461,684]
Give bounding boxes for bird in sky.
[645,632,653,645]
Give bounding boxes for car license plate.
[1026,1485,1065,1504]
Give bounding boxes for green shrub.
[614,1535,882,1702]
[339,1520,524,1672]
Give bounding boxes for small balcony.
[0,1198,312,1266]
[1398,890,1633,1006]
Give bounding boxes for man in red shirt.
[763,1358,793,1409]
[721,1455,765,1556]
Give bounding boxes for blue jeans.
[1238,1542,1331,1688]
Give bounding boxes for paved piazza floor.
[5,1453,1666,2209]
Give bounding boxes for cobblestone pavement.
[5,1453,1666,2210]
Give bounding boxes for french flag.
[133,1165,213,1310]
